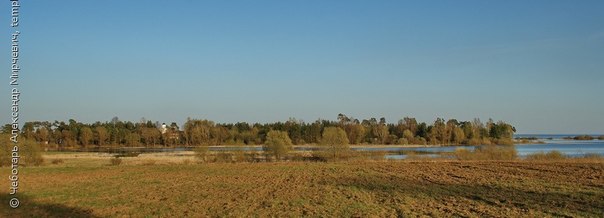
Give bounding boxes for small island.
[562,135,604,140]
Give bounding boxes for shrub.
[478,145,516,160]
[414,137,427,145]
[51,159,65,165]
[114,152,140,158]
[317,127,350,161]
[215,151,233,163]
[0,138,45,167]
[582,153,603,159]
[467,138,482,146]
[396,138,409,145]
[494,138,514,146]
[454,145,517,160]
[23,139,45,166]
[525,151,566,161]
[481,138,493,146]
[194,146,210,162]
[263,130,293,161]
[110,157,122,166]
[246,150,261,162]
[233,150,246,163]
[453,148,473,160]
[405,151,418,160]
[0,138,11,167]
[341,150,386,162]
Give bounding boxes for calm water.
[101,134,604,159]
[515,134,604,157]
[381,134,604,159]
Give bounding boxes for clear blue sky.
[2,1,603,134]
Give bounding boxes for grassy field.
[1,153,603,217]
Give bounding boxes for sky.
[1,1,603,134]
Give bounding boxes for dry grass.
[453,145,517,160]
[525,151,566,161]
[109,157,122,166]
[1,152,603,217]
[50,159,64,165]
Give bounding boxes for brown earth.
[1,159,603,217]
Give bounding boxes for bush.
[22,139,45,166]
[414,137,427,145]
[494,138,514,146]
[453,148,473,160]
[317,127,350,161]
[114,152,140,158]
[194,146,210,162]
[1,137,44,167]
[263,130,293,161]
[338,150,386,162]
[233,150,246,163]
[481,138,493,146]
[582,153,603,159]
[454,145,517,160]
[467,138,482,146]
[110,157,122,166]
[396,138,409,145]
[525,151,566,161]
[405,151,418,159]
[246,150,261,162]
[0,139,11,167]
[215,151,233,163]
[51,159,64,165]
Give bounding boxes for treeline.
[3,114,516,149]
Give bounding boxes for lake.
[514,134,604,157]
[384,135,604,159]
[98,134,604,159]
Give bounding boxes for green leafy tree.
[125,132,141,147]
[319,127,350,160]
[345,124,365,144]
[35,126,50,143]
[22,122,35,139]
[95,126,108,146]
[428,118,447,145]
[373,125,389,144]
[303,121,322,144]
[210,125,229,145]
[403,129,414,143]
[184,119,213,145]
[1,136,44,166]
[451,127,466,145]
[263,130,292,160]
[141,127,161,146]
[79,127,93,147]
[285,118,303,144]
[21,139,45,166]
[61,130,77,148]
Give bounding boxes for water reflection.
[82,139,604,160]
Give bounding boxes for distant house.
[160,123,168,134]
[159,123,180,141]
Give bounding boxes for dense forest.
[3,114,516,150]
